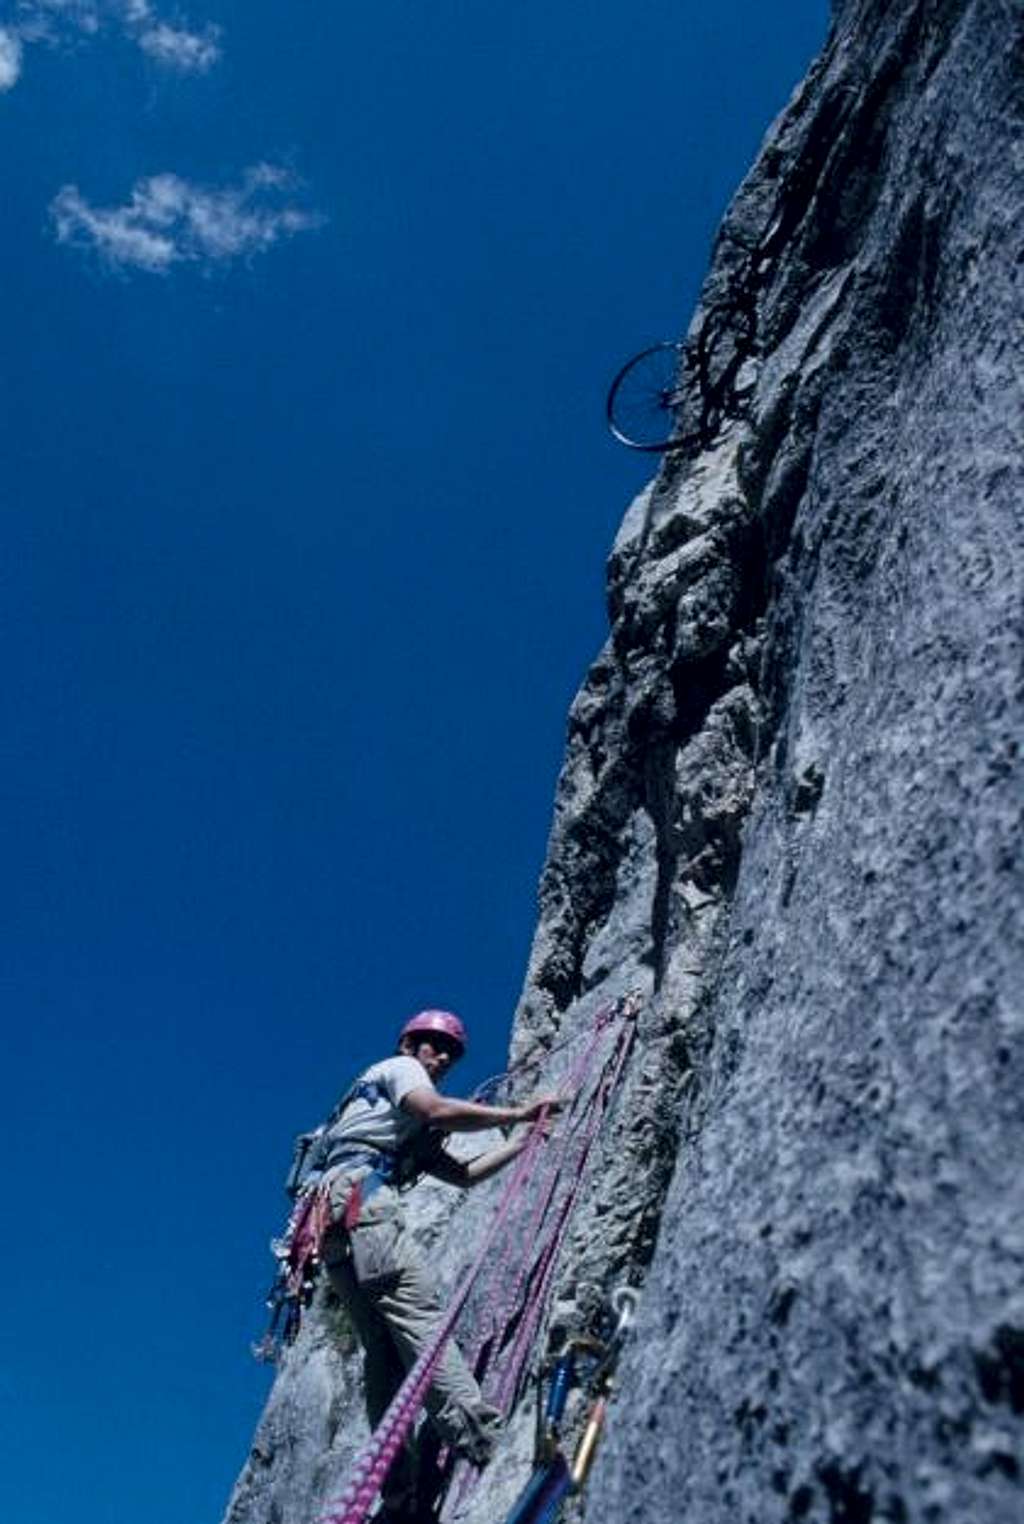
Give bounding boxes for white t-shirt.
[323,1055,434,1163]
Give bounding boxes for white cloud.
[136,20,219,71]
[16,1,102,39]
[51,165,326,273]
[120,1,221,71]
[4,1,221,82]
[0,28,24,89]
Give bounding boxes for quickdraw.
[502,1286,639,1524]
[253,1181,334,1361]
[254,1150,396,1363]
[257,1058,457,1364]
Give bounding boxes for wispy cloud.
[0,27,24,89]
[50,165,326,273]
[135,19,219,72]
[121,0,220,72]
[4,0,221,83]
[14,0,102,39]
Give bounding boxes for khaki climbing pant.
[321,1171,500,1506]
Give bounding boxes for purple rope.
[470,1005,618,1103]
[320,1117,547,1524]
[466,1010,615,1395]
[493,1017,636,1415]
[447,1007,637,1518]
[444,1019,620,1515]
[325,997,638,1524]
[484,1025,613,1407]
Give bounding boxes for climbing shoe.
[450,1404,502,1467]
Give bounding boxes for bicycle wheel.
[606,342,685,451]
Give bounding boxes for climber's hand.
[517,1093,568,1124]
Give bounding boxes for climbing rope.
[470,1006,620,1106]
[444,996,640,1517]
[320,1118,549,1524]
[465,1007,621,1391]
[493,1009,638,1413]
[320,992,641,1524]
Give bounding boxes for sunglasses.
[421,1033,464,1061]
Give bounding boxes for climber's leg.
[365,1231,501,1466]
[324,1247,418,1510]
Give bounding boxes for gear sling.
[257,1077,444,1359]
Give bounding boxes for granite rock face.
[223,1,1023,1521]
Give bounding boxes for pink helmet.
[398,1009,468,1057]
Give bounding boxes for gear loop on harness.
[257,1125,410,1361]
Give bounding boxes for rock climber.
[319,1009,563,1521]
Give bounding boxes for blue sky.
[0,4,827,1519]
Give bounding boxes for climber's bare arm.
[425,1135,531,1188]
[401,1088,563,1134]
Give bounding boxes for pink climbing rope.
[470,999,624,1104]
[493,1011,638,1415]
[320,1114,548,1524]
[445,1000,638,1516]
[321,994,640,1524]
[487,1012,626,1408]
[462,1006,619,1396]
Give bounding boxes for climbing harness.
[253,1189,326,1360]
[501,1286,639,1524]
[318,992,642,1524]
[320,1115,550,1524]
[282,1078,392,1203]
[255,1079,444,1362]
